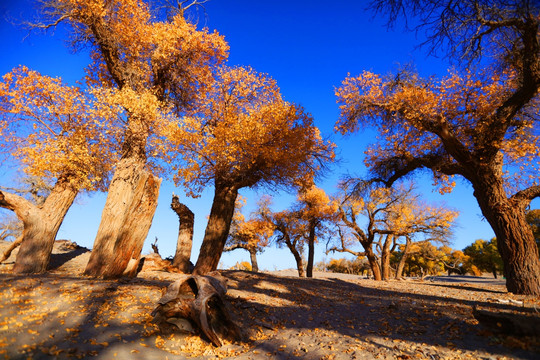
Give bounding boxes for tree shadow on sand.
[222,270,540,360]
[1,268,538,360]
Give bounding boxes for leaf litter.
[0,241,539,359]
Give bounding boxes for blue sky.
[1,0,531,271]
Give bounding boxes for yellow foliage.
[0,66,119,191]
[470,265,483,277]
[227,195,274,251]
[50,0,229,168]
[297,185,337,220]
[335,68,539,193]
[231,261,252,271]
[339,182,458,239]
[164,66,335,196]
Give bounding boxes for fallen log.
[151,272,241,346]
[473,306,540,336]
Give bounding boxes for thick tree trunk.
[380,235,393,280]
[171,195,194,273]
[84,158,161,278]
[491,210,540,294]
[472,179,540,295]
[306,219,316,278]
[193,185,238,275]
[365,247,382,281]
[0,177,78,274]
[249,248,259,273]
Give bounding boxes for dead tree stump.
[171,195,195,273]
[151,273,241,346]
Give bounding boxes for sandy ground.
[0,240,539,360]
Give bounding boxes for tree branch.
[0,190,35,216]
[223,244,247,252]
[511,185,540,209]
[371,152,465,187]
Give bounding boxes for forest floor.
[0,240,539,360]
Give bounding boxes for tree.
[34,0,228,278]
[464,238,504,278]
[0,67,116,273]
[323,257,371,276]
[224,196,274,272]
[295,185,336,277]
[166,66,334,274]
[330,183,457,280]
[401,242,445,278]
[339,1,540,294]
[0,177,52,263]
[270,209,307,277]
[438,246,470,276]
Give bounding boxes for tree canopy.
[165,65,334,197]
[338,0,540,294]
[0,66,118,191]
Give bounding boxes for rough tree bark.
[171,194,194,273]
[151,273,241,346]
[84,157,161,278]
[0,176,78,274]
[365,246,382,281]
[193,184,238,275]
[380,234,394,280]
[77,8,164,278]
[472,173,540,295]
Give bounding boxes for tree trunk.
[84,158,161,278]
[0,177,78,274]
[365,247,382,281]
[380,235,393,280]
[193,184,238,275]
[396,237,412,279]
[171,195,194,273]
[249,248,259,272]
[289,245,305,277]
[472,179,540,295]
[306,219,316,278]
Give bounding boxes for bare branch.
[370,152,465,187]
[223,244,246,252]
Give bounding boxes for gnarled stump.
[151,273,241,346]
[170,195,195,273]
